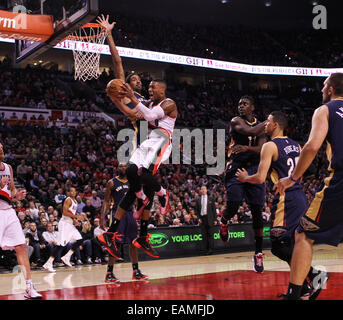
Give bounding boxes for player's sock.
[132,263,138,271]
[107,265,114,273]
[140,219,149,237]
[254,236,263,254]
[46,256,54,265]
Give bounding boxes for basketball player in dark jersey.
[220,95,267,272]
[98,163,148,282]
[275,73,343,300]
[236,111,326,300]
[96,14,146,155]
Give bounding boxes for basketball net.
[65,23,107,82]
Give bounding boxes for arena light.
[264,1,272,7]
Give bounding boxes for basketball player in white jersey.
[99,79,177,258]
[43,187,84,272]
[0,143,42,299]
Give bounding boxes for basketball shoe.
[159,190,170,216]
[97,232,123,259]
[24,282,42,299]
[105,272,120,283]
[132,234,159,258]
[132,269,149,281]
[253,252,264,273]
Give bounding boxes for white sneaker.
[94,258,101,264]
[43,261,56,273]
[86,257,92,264]
[61,255,73,267]
[24,283,42,299]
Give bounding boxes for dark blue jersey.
[326,99,343,172]
[270,137,302,191]
[127,91,147,151]
[111,176,130,214]
[227,117,261,166]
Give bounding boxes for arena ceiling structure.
[100,0,343,30]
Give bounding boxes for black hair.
[328,73,343,96]
[240,95,255,105]
[125,72,140,84]
[270,111,288,130]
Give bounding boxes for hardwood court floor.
[1,244,343,300]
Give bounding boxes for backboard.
[14,0,99,64]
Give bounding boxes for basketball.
[106,78,125,99]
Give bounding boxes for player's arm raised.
[236,141,277,184]
[96,15,125,81]
[231,117,267,136]
[100,179,114,231]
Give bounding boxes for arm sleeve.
[135,102,165,121]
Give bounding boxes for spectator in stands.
[26,222,47,267]
[76,195,85,214]
[81,221,93,264]
[28,201,39,221]
[82,199,96,221]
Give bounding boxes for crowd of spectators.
[0,42,331,271]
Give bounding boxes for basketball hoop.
[65,23,107,82]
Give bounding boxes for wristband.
[289,175,299,183]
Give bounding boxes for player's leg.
[105,255,120,283]
[129,244,148,280]
[61,239,83,267]
[14,244,42,299]
[43,244,64,272]
[132,192,159,258]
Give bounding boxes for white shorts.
[130,130,172,174]
[0,208,26,250]
[57,216,82,247]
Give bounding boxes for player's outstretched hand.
[236,168,248,182]
[96,14,116,34]
[273,177,294,196]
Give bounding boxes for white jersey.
[0,162,12,210]
[60,197,77,224]
[130,98,176,174]
[57,197,82,246]
[147,98,176,137]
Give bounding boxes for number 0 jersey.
[270,137,302,192]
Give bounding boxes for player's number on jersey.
[287,157,300,177]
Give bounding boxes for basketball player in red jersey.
[0,143,42,299]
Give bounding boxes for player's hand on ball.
[120,83,135,99]
[236,168,248,182]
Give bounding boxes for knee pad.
[223,201,241,220]
[250,204,264,230]
[271,237,294,263]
